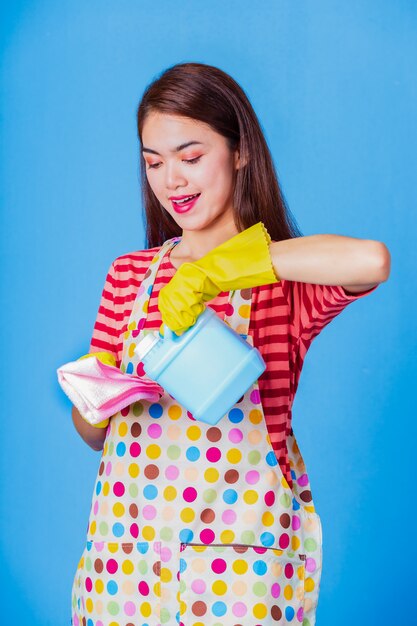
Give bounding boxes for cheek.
[200,156,232,190]
[208,163,235,198]
[146,173,163,198]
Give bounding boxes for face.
[141,112,241,231]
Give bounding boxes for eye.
[184,156,201,165]
[146,156,202,170]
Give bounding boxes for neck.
[174,213,239,261]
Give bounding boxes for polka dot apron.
[71,237,323,626]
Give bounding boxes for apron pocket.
[178,543,306,625]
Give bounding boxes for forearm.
[270,234,390,286]
[71,405,107,451]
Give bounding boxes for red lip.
[171,193,200,214]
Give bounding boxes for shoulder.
[98,247,163,298]
[109,247,162,275]
[112,246,161,266]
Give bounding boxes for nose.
[164,160,187,190]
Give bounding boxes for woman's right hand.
[72,405,108,451]
[76,351,118,429]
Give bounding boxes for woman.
[71,62,390,626]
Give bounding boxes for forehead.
[141,112,217,149]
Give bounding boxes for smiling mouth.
[172,193,199,204]
[171,193,201,213]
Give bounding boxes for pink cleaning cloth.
[57,356,164,426]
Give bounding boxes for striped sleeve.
[280,279,379,343]
[89,260,119,362]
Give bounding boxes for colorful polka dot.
[72,238,322,626]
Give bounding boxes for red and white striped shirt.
[89,245,378,489]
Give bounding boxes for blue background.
[1,1,415,624]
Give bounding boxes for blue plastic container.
[134,307,266,424]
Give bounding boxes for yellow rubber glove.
[158,221,279,335]
[76,351,118,428]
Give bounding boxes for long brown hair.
[136,62,303,248]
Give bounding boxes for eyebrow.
[141,141,204,155]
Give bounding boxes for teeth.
[176,194,198,204]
